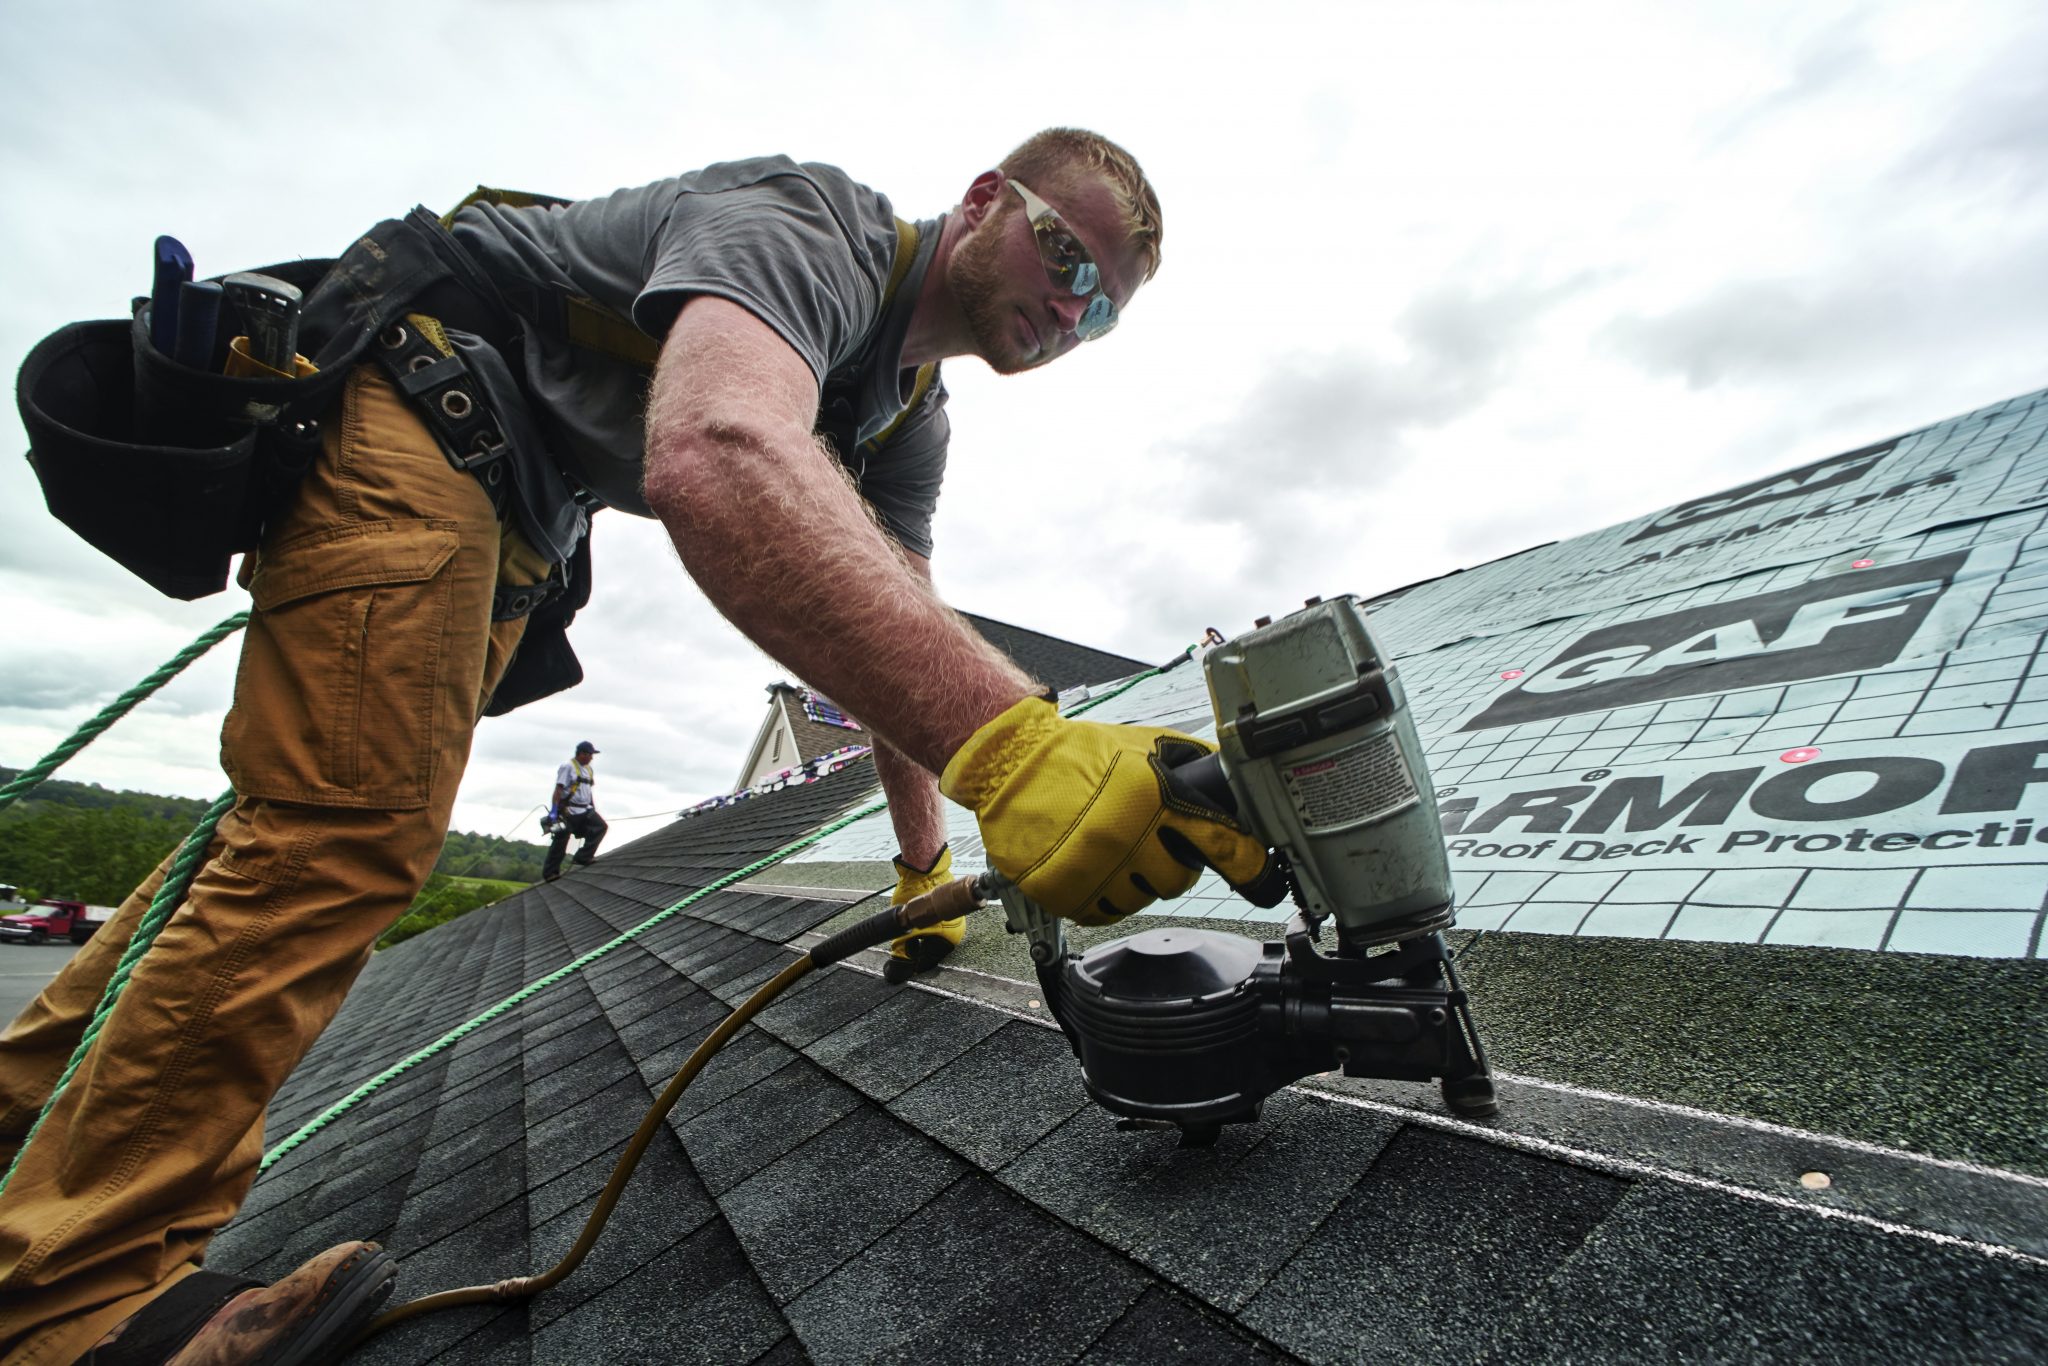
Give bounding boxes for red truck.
[0,898,113,945]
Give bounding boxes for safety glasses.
[1010,180,1119,342]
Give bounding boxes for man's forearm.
[872,739,947,869]
[645,425,1032,774]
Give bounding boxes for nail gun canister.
[1205,595,1456,949]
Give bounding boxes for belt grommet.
[407,353,435,373]
[379,324,408,349]
[486,464,504,485]
[442,390,473,419]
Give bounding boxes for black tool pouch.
[17,259,344,600]
[21,213,595,714]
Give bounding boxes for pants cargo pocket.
[222,519,463,809]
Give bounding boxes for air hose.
[353,675,1173,1340]
[353,874,990,1345]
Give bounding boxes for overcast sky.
[3,0,2044,852]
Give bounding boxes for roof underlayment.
[217,387,2048,1362]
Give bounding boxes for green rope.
[1064,668,1161,717]
[258,797,892,1171]
[0,789,236,1197]
[0,613,248,814]
[259,664,1173,1171]
[0,598,1171,1188]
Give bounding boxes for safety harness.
[559,759,596,812]
[364,307,570,622]
[19,187,936,711]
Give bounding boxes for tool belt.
[16,210,591,713]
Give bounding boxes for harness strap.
[494,560,570,623]
[563,295,662,369]
[859,217,938,455]
[865,359,937,455]
[371,315,511,513]
[881,215,920,304]
[364,313,567,623]
[442,186,569,222]
[444,186,662,369]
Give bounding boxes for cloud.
[1600,241,2048,392]
[1710,13,1878,147]
[1048,276,1593,633]
[911,273,1600,656]
[1171,278,1585,521]
[0,659,117,713]
[1603,278,1886,389]
[1891,17,2048,196]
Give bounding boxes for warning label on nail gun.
[1284,732,1418,832]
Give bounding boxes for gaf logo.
[1624,440,1897,544]
[1461,550,1974,731]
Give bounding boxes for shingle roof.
[775,687,866,768]
[960,612,1151,692]
[735,600,1149,789]
[211,386,2048,1363]
[211,753,2048,1364]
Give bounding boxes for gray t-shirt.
[449,156,950,558]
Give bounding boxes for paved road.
[0,942,79,1021]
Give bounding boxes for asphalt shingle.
[674,1056,866,1195]
[999,1088,1404,1311]
[798,985,1007,1102]
[718,1103,969,1303]
[885,1020,1090,1170]
[531,1219,790,1366]
[783,1173,1150,1364]
[1477,1180,2048,1364]
[1238,1125,1630,1361]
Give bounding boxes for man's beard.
[950,219,1036,375]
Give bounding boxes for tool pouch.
[19,214,593,714]
[18,263,342,600]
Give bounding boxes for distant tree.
[0,768,547,902]
[0,806,182,905]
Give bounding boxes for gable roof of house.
[959,612,1152,693]
[731,615,1147,794]
[741,684,868,777]
[211,385,2048,1363]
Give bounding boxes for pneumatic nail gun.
[907,593,1497,1145]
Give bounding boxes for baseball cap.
[575,740,599,754]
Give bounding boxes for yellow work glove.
[940,695,1272,926]
[883,844,965,984]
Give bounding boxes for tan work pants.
[0,367,551,1363]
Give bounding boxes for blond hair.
[999,128,1163,283]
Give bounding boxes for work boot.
[83,1241,398,1366]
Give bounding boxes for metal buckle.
[455,430,506,473]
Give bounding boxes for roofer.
[0,129,1271,1363]
[542,740,606,880]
